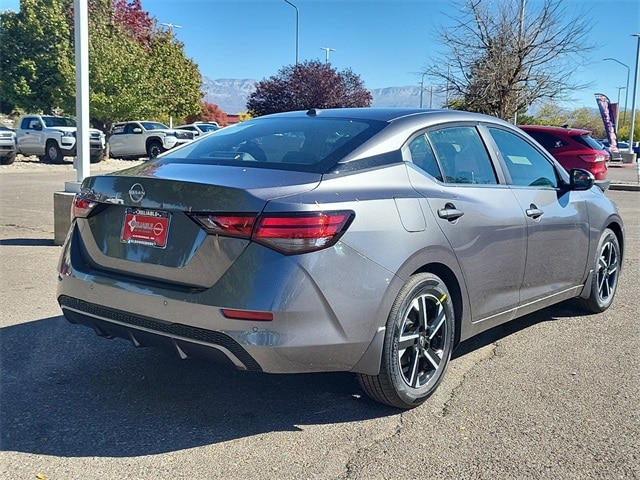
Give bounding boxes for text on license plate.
[121,208,170,248]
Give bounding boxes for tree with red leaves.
[112,0,152,49]
[185,102,228,126]
[247,60,372,117]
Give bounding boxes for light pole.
[420,73,427,108]
[283,0,299,64]
[615,86,626,133]
[628,34,640,157]
[604,57,630,129]
[320,47,335,64]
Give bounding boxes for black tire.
[0,153,15,165]
[358,272,455,409]
[577,228,621,313]
[44,141,63,164]
[89,153,104,164]
[146,140,164,159]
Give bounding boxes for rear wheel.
[90,152,104,164]
[0,153,15,165]
[147,140,164,159]
[358,273,455,409]
[578,228,620,313]
[44,141,63,164]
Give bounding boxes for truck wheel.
[147,140,164,159]
[44,141,63,164]
[90,152,104,164]
[0,153,16,165]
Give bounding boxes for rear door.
[406,125,527,323]
[484,126,590,304]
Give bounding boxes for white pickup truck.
[15,114,106,164]
[108,121,195,160]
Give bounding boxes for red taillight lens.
[188,211,354,254]
[220,308,273,321]
[253,212,354,254]
[188,214,256,238]
[71,195,98,219]
[578,153,607,163]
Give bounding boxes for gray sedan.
[57,108,624,409]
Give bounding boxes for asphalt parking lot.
[1,158,638,479]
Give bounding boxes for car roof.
[264,107,508,124]
[519,124,591,136]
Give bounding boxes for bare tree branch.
[426,0,595,120]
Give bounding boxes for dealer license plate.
[121,208,170,248]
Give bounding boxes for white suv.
[109,121,195,159]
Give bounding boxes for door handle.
[526,204,544,219]
[438,203,464,221]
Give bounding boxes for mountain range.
[202,77,448,114]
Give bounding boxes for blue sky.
[2,0,639,110]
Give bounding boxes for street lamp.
[604,57,630,129]
[320,47,335,64]
[283,0,299,64]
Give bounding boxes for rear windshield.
[159,116,386,173]
[573,133,606,151]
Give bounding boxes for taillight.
[253,212,354,254]
[71,195,98,219]
[578,153,607,163]
[188,214,256,238]
[188,211,354,255]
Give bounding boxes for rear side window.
[161,116,386,173]
[427,126,497,185]
[407,134,443,181]
[525,131,566,150]
[489,128,558,188]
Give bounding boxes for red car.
[519,125,609,188]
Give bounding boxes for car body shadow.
[0,316,396,458]
[0,238,55,246]
[1,301,587,458]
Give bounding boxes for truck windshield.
[42,116,76,128]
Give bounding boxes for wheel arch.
[606,220,624,262]
[412,262,464,348]
[352,259,466,376]
[145,136,163,148]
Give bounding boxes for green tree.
[247,60,372,117]
[147,28,202,126]
[1,0,203,130]
[0,0,75,114]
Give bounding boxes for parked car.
[0,126,17,165]
[58,108,624,409]
[15,114,106,163]
[601,140,640,157]
[174,121,220,137]
[518,125,609,189]
[108,121,195,160]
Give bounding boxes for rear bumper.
[59,295,263,371]
[56,221,395,375]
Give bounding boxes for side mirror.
[32,123,43,131]
[569,168,595,191]
[132,127,143,134]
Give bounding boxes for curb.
[609,183,640,192]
